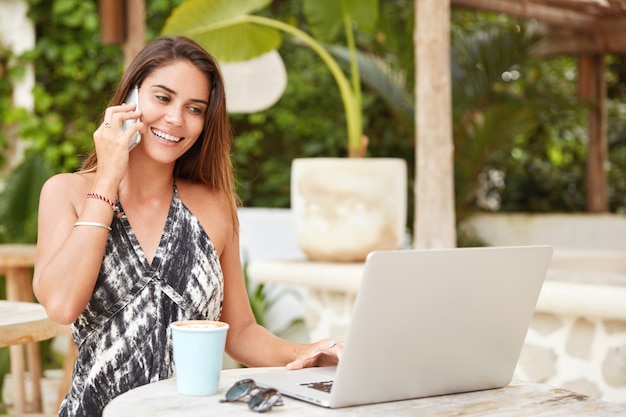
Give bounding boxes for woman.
[33,36,341,417]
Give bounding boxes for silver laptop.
[251,245,553,408]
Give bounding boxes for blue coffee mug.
[171,320,229,396]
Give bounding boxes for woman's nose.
[164,106,183,126]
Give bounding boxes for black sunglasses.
[220,378,284,413]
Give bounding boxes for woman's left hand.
[286,339,343,370]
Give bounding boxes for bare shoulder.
[43,172,92,191]
[41,172,94,214]
[176,179,235,252]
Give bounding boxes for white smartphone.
[122,86,141,150]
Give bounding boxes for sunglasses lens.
[248,389,281,413]
[225,379,254,401]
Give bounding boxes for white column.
[0,0,35,110]
[0,0,36,170]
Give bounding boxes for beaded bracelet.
[74,221,112,231]
[86,192,120,213]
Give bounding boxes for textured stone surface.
[603,344,626,387]
[566,318,595,359]
[605,320,626,334]
[562,378,603,399]
[518,344,557,382]
[530,313,563,336]
[521,314,626,407]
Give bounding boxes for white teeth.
[152,128,181,143]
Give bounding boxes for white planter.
[291,158,407,262]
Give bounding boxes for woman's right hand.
[92,102,143,185]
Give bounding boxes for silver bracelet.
[74,221,112,231]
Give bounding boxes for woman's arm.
[218,223,341,368]
[33,173,117,324]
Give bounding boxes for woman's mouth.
[152,128,182,143]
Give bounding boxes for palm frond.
[327,45,414,123]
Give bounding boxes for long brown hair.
[81,36,239,229]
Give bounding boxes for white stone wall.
[516,312,626,408]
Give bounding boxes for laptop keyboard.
[300,380,333,393]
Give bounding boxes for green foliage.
[607,97,626,213]
[448,12,626,216]
[3,0,118,172]
[0,45,15,168]
[474,49,623,213]
[0,154,53,243]
[450,21,549,219]
[164,0,281,63]
[303,0,379,42]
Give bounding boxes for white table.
[0,301,57,346]
[0,300,57,414]
[103,367,626,416]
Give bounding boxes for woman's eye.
[156,95,170,102]
[188,106,204,115]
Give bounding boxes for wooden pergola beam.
[595,16,626,33]
[452,0,626,34]
[451,0,597,29]
[533,27,626,55]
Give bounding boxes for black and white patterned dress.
[59,182,224,417]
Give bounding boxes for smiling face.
[136,59,211,162]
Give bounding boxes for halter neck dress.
[59,182,224,417]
